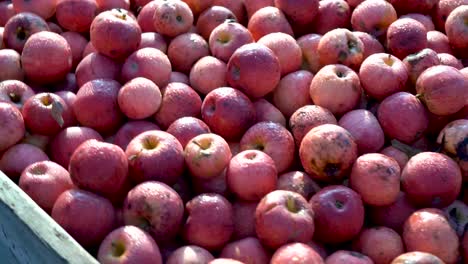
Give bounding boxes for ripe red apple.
[90,8,141,60]
[296,33,321,74]
[427,31,453,54]
[126,130,185,185]
[211,0,245,24]
[339,110,384,154]
[138,32,167,53]
[113,120,160,150]
[353,31,385,59]
[73,79,124,135]
[247,6,293,41]
[226,149,277,201]
[2,12,49,53]
[310,185,365,244]
[219,237,270,264]
[12,0,56,19]
[208,21,254,63]
[277,171,321,200]
[350,0,397,39]
[189,56,227,95]
[191,169,229,196]
[433,0,468,31]
[0,143,49,180]
[325,250,373,264]
[445,5,468,56]
[123,181,184,243]
[403,208,460,264]
[253,98,286,127]
[232,200,257,239]
[352,227,404,264]
[47,22,63,35]
[380,146,409,170]
[196,5,237,40]
[244,0,273,19]
[317,28,364,70]
[274,0,318,26]
[22,93,75,136]
[359,53,407,100]
[386,18,428,60]
[289,105,337,147]
[271,242,324,264]
[391,252,444,264]
[52,189,116,249]
[0,1,14,27]
[388,0,438,15]
[400,13,435,32]
[185,133,232,179]
[403,48,440,85]
[118,77,162,120]
[0,49,24,81]
[183,193,234,251]
[137,1,158,32]
[96,0,130,11]
[377,92,429,144]
[312,0,351,35]
[257,32,302,76]
[402,152,462,208]
[166,116,210,148]
[69,139,128,198]
[201,87,256,141]
[21,31,72,84]
[209,259,243,264]
[256,190,315,249]
[75,52,121,88]
[180,0,212,18]
[55,0,98,33]
[438,53,463,69]
[98,225,162,264]
[153,0,194,38]
[0,80,33,110]
[416,65,468,116]
[167,33,209,73]
[154,82,202,129]
[19,161,73,213]
[61,31,88,70]
[166,245,214,264]
[169,71,189,84]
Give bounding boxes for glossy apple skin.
[56,0,98,33]
[377,92,429,144]
[126,130,185,185]
[352,227,404,264]
[52,189,116,249]
[0,80,33,110]
[0,49,24,81]
[2,12,49,53]
[49,126,103,169]
[325,250,373,264]
[403,208,460,264]
[401,14,435,32]
[226,150,277,201]
[220,237,270,264]
[196,6,237,40]
[255,190,315,249]
[123,181,184,243]
[90,9,141,60]
[310,185,365,244]
[271,242,324,264]
[296,34,321,74]
[166,245,214,264]
[183,193,234,251]
[166,117,210,148]
[359,53,408,100]
[227,43,281,99]
[98,225,163,264]
[317,29,364,70]
[289,105,337,147]
[21,31,72,84]
[339,110,385,154]
[73,79,124,135]
[438,53,463,69]
[402,152,462,208]
[153,0,194,38]
[416,65,468,116]
[386,18,428,60]
[201,87,256,141]
[75,52,121,88]
[209,21,254,63]
[299,124,358,183]
[247,6,293,41]
[113,121,160,151]
[391,252,444,264]
[185,133,231,179]
[69,139,128,199]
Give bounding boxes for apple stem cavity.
[111,241,126,257]
[286,196,299,213]
[8,93,20,103]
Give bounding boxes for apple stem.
[391,139,422,158]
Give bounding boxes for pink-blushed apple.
[185,133,231,179]
[255,190,315,249]
[380,146,409,171]
[73,79,124,135]
[445,5,468,56]
[386,18,428,60]
[113,121,160,150]
[153,0,194,38]
[196,6,237,40]
[183,193,234,251]
[310,185,365,244]
[19,160,73,213]
[0,49,23,81]
[2,12,49,53]
[275,0,318,26]
[0,80,33,110]
[201,87,256,141]
[257,32,302,76]
[211,0,245,24]
[438,53,463,69]
[189,55,227,95]
[21,31,72,84]
[232,200,257,239]
[137,1,157,32]
[55,0,98,33]
[244,0,273,19]
[191,169,229,196]
[272,70,313,118]
[219,237,270,264]
[52,189,116,249]
[433,0,468,31]
[247,6,293,41]
[0,1,14,27]
[169,71,189,84]
[353,31,385,59]
[97,225,163,264]
[427,30,453,54]
[226,149,277,201]
[75,52,121,88]
[167,33,209,74]
[12,0,56,20]
[69,139,128,198]
[61,31,88,70]
[388,0,438,15]
[166,245,214,264]
[253,98,286,127]
[289,105,337,147]
[240,121,295,173]
[96,0,130,11]
[391,252,444,264]
[350,0,397,39]
[312,0,351,35]
[277,170,321,200]
[403,48,440,85]
[209,21,254,64]
[317,28,364,70]
[166,116,210,148]
[400,13,435,32]
[123,181,184,243]
[271,242,325,264]
[118,77,162,120]
[352,227,404,264]
[0,143,49,180]
[296,33,321,74]
[126,130,185,185]
[138,32,167,53]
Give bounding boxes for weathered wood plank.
[0,170,99,264]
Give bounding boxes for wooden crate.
[0,170,99,264]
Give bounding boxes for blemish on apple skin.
[230,65,240,81]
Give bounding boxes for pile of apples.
[1,0,468,263]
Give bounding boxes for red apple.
[350,0,397,39]
[0,80,33,110]
[274,0,318,26]
[325,250,373,264]
[153,0,194,38]
[56,0,98,33]
[98,225,163,264]
[277,171,321,200]
[52,189,116,249]
[433,0,468,32]
[138,32,167,53]
[137,1,157,32]
[247,6,293,41]
[2,12,49,53]
[123,181,184,243]
[438,53,463,69]
[391,252,444,264]
[0,1,14,27]
[387,0,437,15]
[271,242,324,264]
[113,120,160,150]
[19,161,73,213]
[257,32,302,76]
[166,245,214,264]
[208,20,254,63]
[75,52,121,88]
[166,116,210,148]
[289,105,337,147]
[403,48,440,85]
[169,71,189,84]
[244,0,273,19]
[400,13,435,32]
[317,28,364,70]
[427,30,453,54]
[386,18,428,60]
[96,0,130,11]
[232,200,257,239]
[12,0,56,19]
[445,5,468,56]
[189,56,227,95]
[211,0,245,24]
[118,77,161,120]
[168,33,209,74]
[196,5,237,40]
[253,98,286,127]
[380,146,409,170]
[352,227,404,264]
[61,31,88,70]
[353,31,385,59]
[220,237,270,264]
[296,33,321,74]
[0,49,24,81]
[312,0,351,35]
[0,143,49,180]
